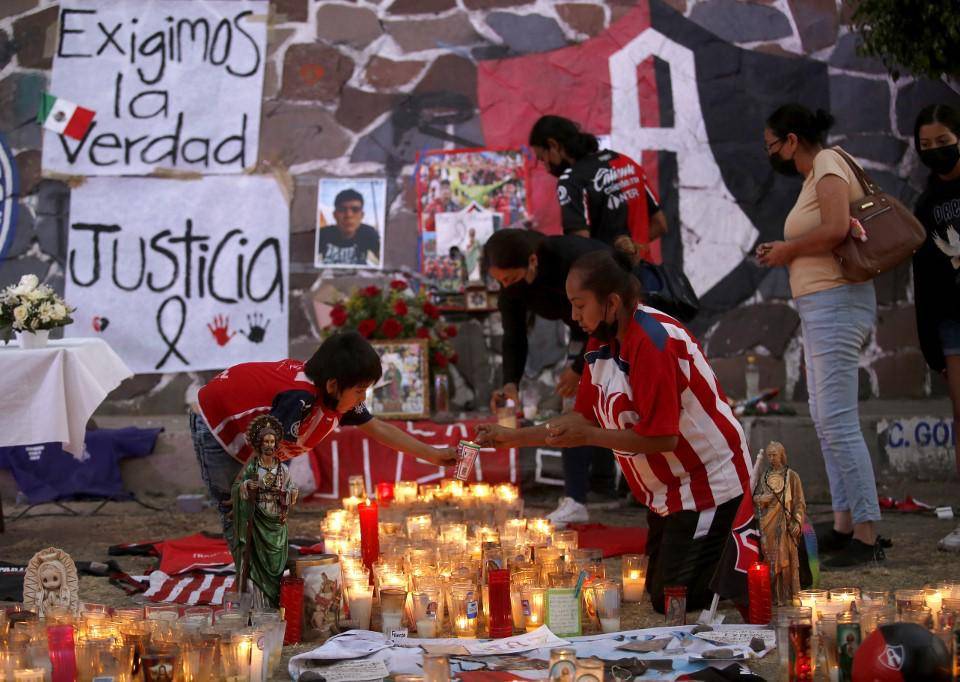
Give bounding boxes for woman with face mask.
[756,104,884,569]
[912,104,960,551]
[477,250,751,614]
[484,228,615,526]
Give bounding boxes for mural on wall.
[0,135,17,261]
[64,176,288,373]
[478,0,829,329]
[43,0,268,176]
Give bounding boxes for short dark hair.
[913,103,960,150]
[440,179,451,187]
[766,104,835,147]
[305,332,382,406]
[568,250,641,304]
[528,115,599,161]
[334,189,364,210]
[482,228,545,270]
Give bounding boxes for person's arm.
[758,174,850,266]
[498,291,528,389]
[357,418,457,466]
[645,181,667,241]
[544,412,679,452]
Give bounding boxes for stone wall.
[1,0,958,415]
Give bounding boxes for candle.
[394,480,418,504]
[279,576,304,644]
[249,631,266,682]
[348,475,366,499]
[380,587,407,637]
[346,585,373,630]
[487,569,513,639]
[342,495,362,512]
[13,671,45,682]
[46,624,77,682]
[925,588,944,630]
[376,481,395,503]
[413,617,436,638]
[521,586,545,632]
[747,562,772,624]
[621,554,648,602]
[600,616,621,633]
[359,499,380,571]
[789,621,814,681]
[422,653,451,682]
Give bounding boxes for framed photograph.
[366,339,430,419]
[315,178,386,270]
[465,289,489,311]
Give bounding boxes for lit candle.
[621,554,647,603]
[487,569,513,639]
[249,631,266,682]
[417,617,438,638]
[394,481,418,504]
[346,585,373,630]
[342,495,362,512]
[376,481,395,504]
[925,587,944,630]
[359,499,380,571]
[521,586,545,632]
[747,562,772,624]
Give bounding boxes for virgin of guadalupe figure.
[753,441,806,605]
[232,415,299,608]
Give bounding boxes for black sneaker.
[822,539,885,569]
[814,521,853,553]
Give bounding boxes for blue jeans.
[796,282,880,525]
[189,411,242,551]
[563,446,616,503]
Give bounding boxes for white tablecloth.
[0,337,133,457]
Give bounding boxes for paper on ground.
[295,659,389,682]
[420,626,569,656]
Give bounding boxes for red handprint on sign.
[207,314,236,347]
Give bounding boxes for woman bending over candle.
[476,251,751,613]
[191,331,457,552]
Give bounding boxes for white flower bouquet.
[0,274,75,343]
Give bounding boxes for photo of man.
[315,181,386,269]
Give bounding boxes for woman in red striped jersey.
[477,251,751,614]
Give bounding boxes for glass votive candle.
[795,589,829,625]
[348,474,366,499]
[145,604,180,622]
[12,669,45,682]
[423,653,451,682]
[114,606,145,622]
[342,495,363,512]
[663,586,687,626]
[593,581,622,633]
[548,647,577,680]
[552,529,578,556]
[346,584,374,631]
[829,588,860,605]
[413,588,441,638]
[621,554,648,602]
[510,585,526,632]
[380,588,407,636]
[774,606,812,679]
[521,586,546,632]
[451,586,479,638]
[895,589,926,615]
[924,588,944,629]
[899,606,933,629]
[862,590,889,605]
[394,481,419,504]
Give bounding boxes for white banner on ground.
[43,0,267,176]
[64,176,288,373]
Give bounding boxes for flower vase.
[17,329,50,349]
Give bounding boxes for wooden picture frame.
[365,339,431,419]
[465,289,489,311]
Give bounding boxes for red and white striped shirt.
[575,304,750,516]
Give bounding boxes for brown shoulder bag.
[830,147,925,282]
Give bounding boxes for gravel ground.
[2,478,958,680]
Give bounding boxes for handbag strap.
[831,146,879,197]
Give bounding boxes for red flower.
[381,318,403,339]
[393,300,409,316]
[390,280,408,292]
[445,324,458,338]
[357,318,377,338]
[362,285,381,298]
[416,327,431,339]
[330,305,348,327]
[433,352,448,369]
[448,352,459,364]
[423,301,440,319]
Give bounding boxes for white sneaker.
[546,497,589,527]
[939,526,960,552]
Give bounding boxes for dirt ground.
[2,479,959,680]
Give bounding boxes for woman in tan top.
[757,104,883,569]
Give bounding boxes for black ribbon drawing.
[155,295,188,370]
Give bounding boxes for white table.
[0,337,133,457]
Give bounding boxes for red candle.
[487,568,513,638]
[376,481,395,504]
[747,561,772,624]
[359,498,380,570]
[47,624,77,682]
[788,621,814,681]
[280,575,304,644]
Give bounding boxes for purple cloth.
[0,427,161,504]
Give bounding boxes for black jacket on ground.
[913,172,960,372]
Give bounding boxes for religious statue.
[22,547,80,617]
[753,441,806,605]
[232,414,299,609]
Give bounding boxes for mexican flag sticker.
[38,92,95,141]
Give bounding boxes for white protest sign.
[64,176,288,373]
[43,0,267,176]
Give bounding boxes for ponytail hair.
[568,250,642,306]
[766,104,835,147]
[529,115,599,161]
[482,228,545,270]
